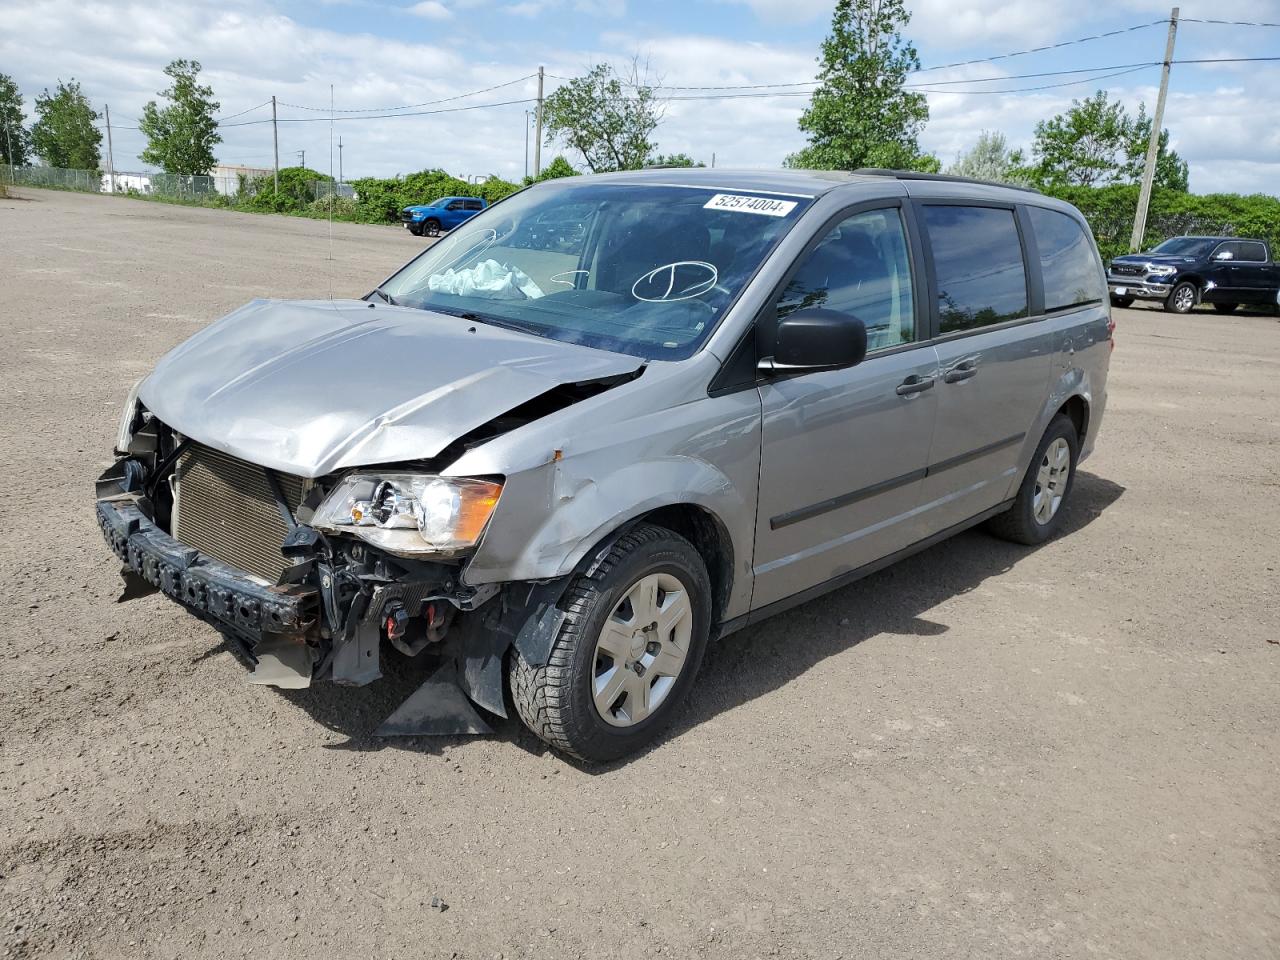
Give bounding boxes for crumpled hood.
[138,298,642,478]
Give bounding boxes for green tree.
[0,73,32,167]
[946,130,1027,184]
[1124,102,1189,191]
[139,60,222,175]
[525,154,580,184]
[647,152,705,167]
[541,61,663,173]
[786,0,932,171]
[30,79,101,172]
[1029,90,1187,190]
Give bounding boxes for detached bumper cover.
[96,498,317,638]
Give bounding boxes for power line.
[215,99,272,122]
[908,64,1156,96]
[276,74,535,113]
[1180,17,1280,28]
[913,19,1172,72]
[221,96,538,125]
[552,19,1176,91]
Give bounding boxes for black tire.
[407,223,423,237]
[1212,302,1239,314]
[424,218,441,237]
[509,524,712,762]
[1165,281,1198,314]
[986,414,1079,546]
[1110,296,1134,309]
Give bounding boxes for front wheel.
[424,218,441,237]
[407,223,423,237]
[1110,296,1134,309]
[509,524,711,762]
[1165,281,1198,314]
[1212,302,1239,314]
[987,415,1079,546]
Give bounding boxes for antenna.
[328,84,335,300]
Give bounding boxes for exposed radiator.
[172,444,309,583]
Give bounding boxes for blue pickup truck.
[1107,236,1280,314]
[400,196,488,237]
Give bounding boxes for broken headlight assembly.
[312,474,503,557]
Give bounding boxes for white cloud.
[715,0,834,22]
[908,0,1070,46]
[1,0,1275,194]
[407,1,454,20]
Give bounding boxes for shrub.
[1046,184,1280,262]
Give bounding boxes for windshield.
[378,182,811,360]
[1151,237,1215,257]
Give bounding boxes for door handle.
[896,375,935,396]
[943,361,978,383]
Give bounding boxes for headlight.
[115,378,145,453]
[312,473,502,557]
[1148,265,1176,276]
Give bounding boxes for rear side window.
[922,205,1028,333]
[774,207,916,352]
[1227,240,1267,262]
[1028,207,1105,311]
[465,199,484,211]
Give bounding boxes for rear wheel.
[987,415,1079,546]
[1212,302,1239,314]
[1110,296,1134,309]
[1165,281,1197,314]
[509,524,711,762]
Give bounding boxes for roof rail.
[853,168,1042,195]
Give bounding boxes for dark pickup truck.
[1107,236,1280,314]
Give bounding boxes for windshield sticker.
[632,261,719,302]
[703,194,798,217]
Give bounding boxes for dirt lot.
[1,187,1277,960]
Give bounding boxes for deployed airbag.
[428,259,544,300]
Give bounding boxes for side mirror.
[1214,250,1233,261]
[759,308,867,374]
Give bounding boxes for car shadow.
[266,470,1126,765]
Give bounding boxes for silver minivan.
[97,168,1112,761]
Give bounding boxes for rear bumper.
[96,498,317,639]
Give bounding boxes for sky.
[1,0,1278,194]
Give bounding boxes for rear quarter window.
[1027,207,1105,312]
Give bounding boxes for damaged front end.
[96,407,558,737]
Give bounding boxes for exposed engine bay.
[95,390,623,736]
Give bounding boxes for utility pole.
[297,149,305,170]
[271,95,279,193]
[711,152,716,169]
[534,65,544,178]
[1130,7,1179,252]
[524,110,532,180]
[104,104,116,193]
[338,136,343,183]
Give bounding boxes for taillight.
[1107,315,1116,351]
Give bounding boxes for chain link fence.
[309,180,356,201]
[0,164,315,200]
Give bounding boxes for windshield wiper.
[369,288,398,305]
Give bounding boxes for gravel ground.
[1,187,1277,960]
